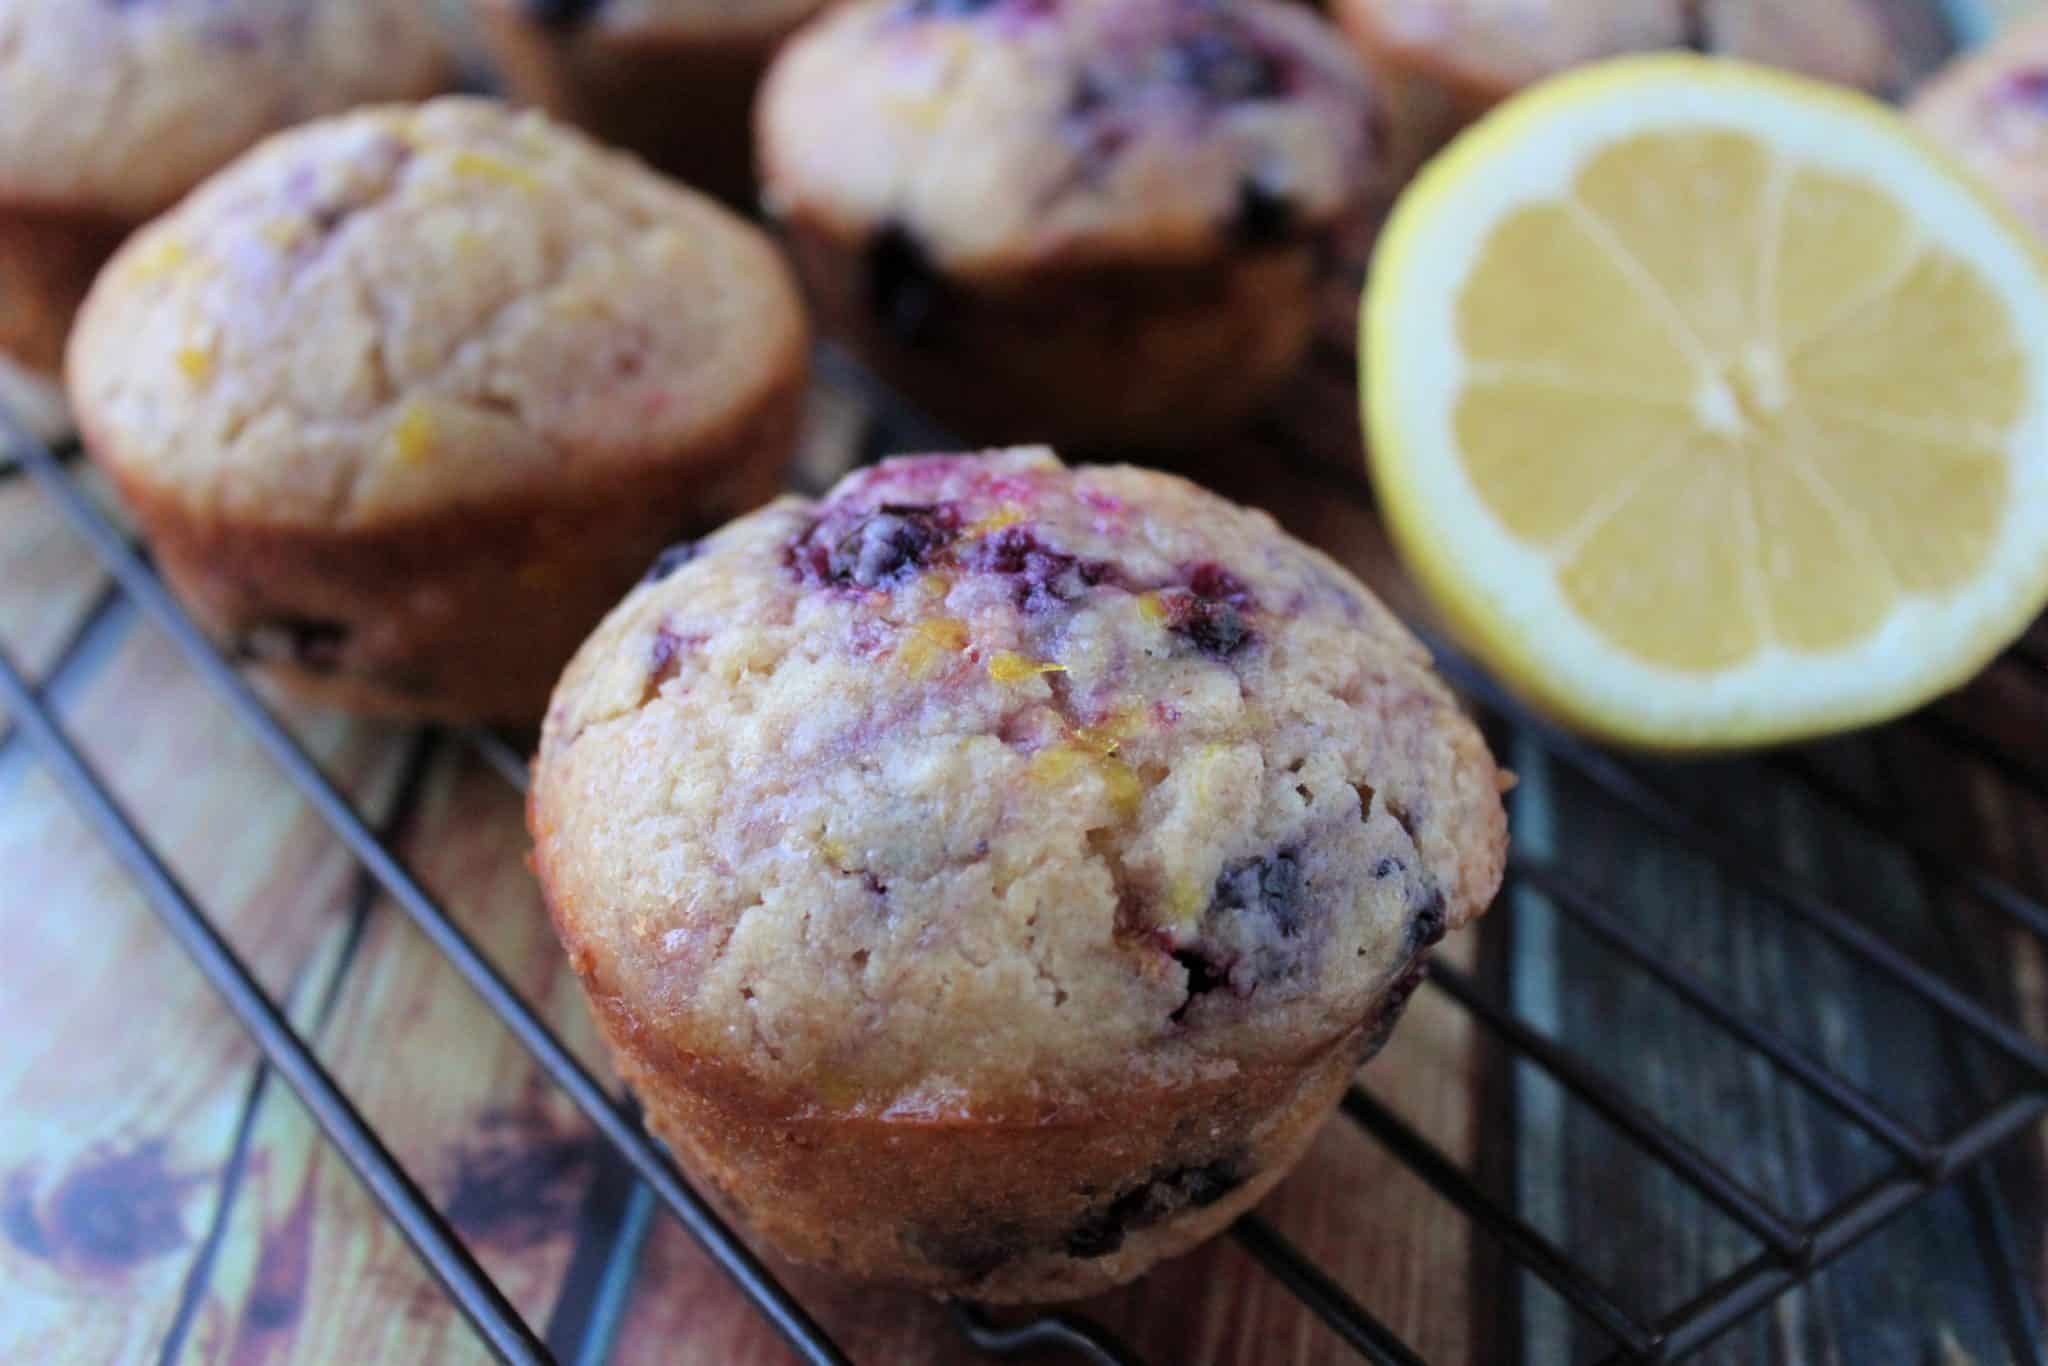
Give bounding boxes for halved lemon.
[1364,55,2048,750]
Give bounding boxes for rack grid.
[6,308,2047,1362]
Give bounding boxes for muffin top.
[1911,15,2048,243]
[757,0,1382,273]
[1335,0,1685,98]
[532,449,1506,1118]
[1334,0,1892,102]
[69,97,807,529]
[489,0,828,41]
[0,0,449,220]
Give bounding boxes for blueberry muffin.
[472,0,828,198]
[756,0,1382,452]
[68,98,809,723]
[0,0,450,438]
[529,448,1508,1299]
[1911,15,2048,243]
[1331,0,1897,182]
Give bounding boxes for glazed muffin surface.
[531,449,1505,1296]
[69,97,807,721]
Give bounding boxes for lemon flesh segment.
[1367,56,2048,749]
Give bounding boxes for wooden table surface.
[3,3,2044,1363]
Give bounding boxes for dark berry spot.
[1213,849,1305,937]
[1372,857,1401,879]
[1409,888,1447,949]
[791,503,960,589]
[234,617,351,674]
[970,526,1117,612]
[1157,563,1259,660]
[1186,562,1253,604]
[524,0,603,30]
[1179,599,1251,658]
[648,625,685,676]
[1680,0,1709,51]
[1232,177,1296,246]
[915,1222,1027,1279]
[1993,69,2048,118]
[1169,946,1232,1023]
[865,224,947,346]
[1062,1157,1246,1259]
[897,0,1005,17]
[1159,27,1288,104]
[641,540,699,585]
[1359,955,1430,1062]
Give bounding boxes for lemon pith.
[1365,55,2048,750]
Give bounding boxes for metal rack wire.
[4,328,2046,1365]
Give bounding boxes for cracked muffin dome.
[473,0,829,197]
[68,96,808,722]
[1911,15,2048,244]
[530,448,1506,1299]
[756,0,1383,449]
[0,0,450,437]
[1332,0,1897,180]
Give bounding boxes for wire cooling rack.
[4,303,2048,1361]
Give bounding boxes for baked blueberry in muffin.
[757,0,1383,451]
[1330,0,1897,183]
[530,448,1507,1300]
[0,0,449,438]
[472,0,829,198]
[1911,15,2048,244]
[68,98,808,722]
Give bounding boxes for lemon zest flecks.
[175,345,214,386]
[448,149,538,190]
[1136,592,1169,626]
[127,237,191,283]
[1027,745,1142,822]
[989,651,1065,684]
[1068,703,1144,756]
[1166,874,1207,927]
[391,401,437,466]
[966,503,1027,538]
[897,617,970,678]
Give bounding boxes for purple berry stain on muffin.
[1988,69,2048,145]
[970,525,1118,613]
[1146,561,1256,659]
[1157,23,1290,104]
[1062,1155,1246,1259]
[1214,847,1304,937]
[791,502,962,589]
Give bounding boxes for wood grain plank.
[0,476,107,677]
[0,621,411,1365]
[175,746,618,1365]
